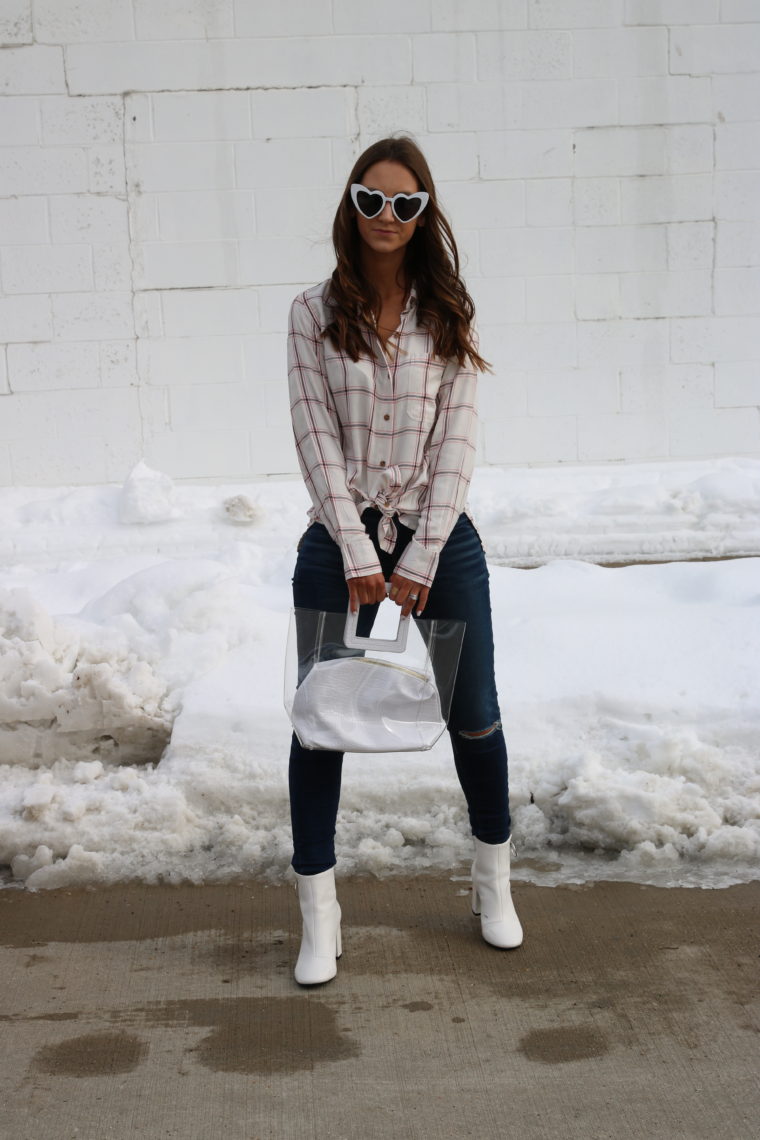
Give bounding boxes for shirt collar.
[401,282,417,315]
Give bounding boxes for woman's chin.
[363,235,407,255]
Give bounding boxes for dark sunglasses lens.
[357,189,383,218]
[394,196,422,222]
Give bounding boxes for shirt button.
[379,460,386,467]
[383,414,390,421]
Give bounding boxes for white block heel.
[294,867,342,985]
[470,837,523,949]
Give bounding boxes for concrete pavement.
[1,875,758,1139]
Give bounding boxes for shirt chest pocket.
[403,367,443,428]
[405,396,432,424]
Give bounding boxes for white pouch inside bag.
[284,593,465,753]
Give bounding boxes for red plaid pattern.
[287,278,479,588]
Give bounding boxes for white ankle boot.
[471,836,523,949]
[294,867,342,985]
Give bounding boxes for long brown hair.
[322,134,491,372]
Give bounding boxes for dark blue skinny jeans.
[289,509,511,874]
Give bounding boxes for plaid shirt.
[287,277,479,588]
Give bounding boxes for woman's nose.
[379,200,394,221]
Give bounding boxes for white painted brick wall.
[713,74,760,121]
[716,173,760,221]
[717,124,760,171]
[251,89,353,140]
[133,0,234,40]
[359,85,427,137]
[670,23,760,75]
[2,245,93,294]
[160,288,257,337]
[526,276,574,322]
[0,0,33,44]
[479,130,573,178]
[624,1,719,25]
[0,45,66,93]
[716,363,760,407]
[618,78,711,125]
[51,293,133,341]
[34,0,135,43]
[41,95,123,144]
[66,37,413,95]
[715,269,760,317]
[717,222,760,267]
[668,222,715,270]
[0,97,39,145]
[574,28,668,77]
[1,1,758,487]
[526,368,619,417]
[521,79,617,128]
[8,342,102,391]
[413,34,476,83]
[477,31,572,81]
[669,408,760,457]
[529,1,623,30]
[151,92,251,142]
[0,197,48,243]
[576,275,621,321]
[233,0,332,40]
[0,296,53,343]
[671,317,760,363]
[576,226,666,273]
[620,175,713,225]
[0,148,89,196]
[579,412,669,461]
[433,1,526,33]
[154,191,254,242]
[621,365,715,413]
[619,271,712,318]
[480,227,574,277]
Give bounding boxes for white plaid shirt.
[287,278,479,588]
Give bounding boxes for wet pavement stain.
[113,996,361,1074]
[198,938,271,972]
[31,1031,148,1077]
[24,953,50,968]
[519,1025,608,1064]
[0,1011,82,1023]
[401,1001,434,1012]
[0,882,265,947]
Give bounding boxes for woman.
[286,135,522,986]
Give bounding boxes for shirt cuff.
[341,534,383,580]
[392,538,440,588]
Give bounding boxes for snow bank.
[1,459,759,891]
[0,586,172,769]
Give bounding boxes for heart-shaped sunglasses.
[350,183,429,224]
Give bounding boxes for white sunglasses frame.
[350,183,429,224]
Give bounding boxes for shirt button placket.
[377,355,392,470]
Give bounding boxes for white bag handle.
[343,583,410,653]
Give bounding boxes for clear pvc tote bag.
[284,589,465,753]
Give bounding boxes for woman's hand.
[389,573,430,617]
[347,572,387,614]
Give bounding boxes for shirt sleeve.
[392,348,479,588]
[287,293,382,580]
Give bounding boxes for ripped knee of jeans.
[457,720,502,740]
